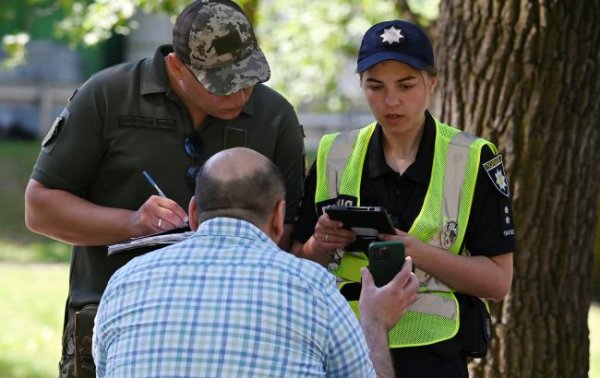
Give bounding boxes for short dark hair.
[194,155,285,226]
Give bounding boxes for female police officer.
[291,20,515,377]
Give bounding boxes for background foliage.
[1,0,438,112]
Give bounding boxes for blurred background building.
[0,11,172,141]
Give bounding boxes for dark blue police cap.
[357,20,434,73]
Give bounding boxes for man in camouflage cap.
[173,0,271,95]
[25,1,305,377]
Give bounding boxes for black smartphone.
[367,240,405,287]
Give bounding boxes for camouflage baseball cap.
[173,0,270,95]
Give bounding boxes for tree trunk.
[594,198,600,302]
[435,1,600,377]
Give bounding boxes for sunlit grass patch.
[0,263,69,378]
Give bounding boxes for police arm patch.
[482,155,510,197]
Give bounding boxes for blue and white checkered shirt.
[93,217,375,377]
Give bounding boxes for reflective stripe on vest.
[315,119,495,348]
[315,124,376,203]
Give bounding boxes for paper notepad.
[107,226,193,256]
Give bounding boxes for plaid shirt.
[93,217,375,377]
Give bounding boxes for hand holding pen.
[139,170,188,231]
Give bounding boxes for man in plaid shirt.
[93,148,418,377]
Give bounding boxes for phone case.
[368,240,405,287]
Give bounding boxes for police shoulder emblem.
[482,155,510,197]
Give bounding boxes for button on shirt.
[93,217,375,377]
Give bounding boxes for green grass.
[0,141,41,243]
[0,140,71,263]
[0,140,68,250]
[0,263,69,378]
[0,240,70,263]
[0,140,72,376]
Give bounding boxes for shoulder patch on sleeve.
[42,116,64,147]
[482,155,510,197]
[42,108,70,153]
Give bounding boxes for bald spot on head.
[204,147,267,182]
[195,147,285,226]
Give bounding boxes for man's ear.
[188,196,200,231]
[165,53,185,79]
[269,199,286,243]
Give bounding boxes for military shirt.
[32,45,305,320]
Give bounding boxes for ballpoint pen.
[142,170,167,197]
[142,170,191,229]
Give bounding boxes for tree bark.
[435,1,600,377]
[592,198,600,302]
[594,197,600,302]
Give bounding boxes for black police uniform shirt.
[32,45,305,324]
[293,112,516,374]
[292,111,517,258]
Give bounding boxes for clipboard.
[107,225,193,256]
[324,205,396,239]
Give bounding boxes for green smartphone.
[367,240,406,287]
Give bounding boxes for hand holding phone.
[367,240,406,287]
[359,255,418,332]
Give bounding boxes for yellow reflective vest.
[315,119,496,348]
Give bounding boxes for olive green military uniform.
[32,45,305,376]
